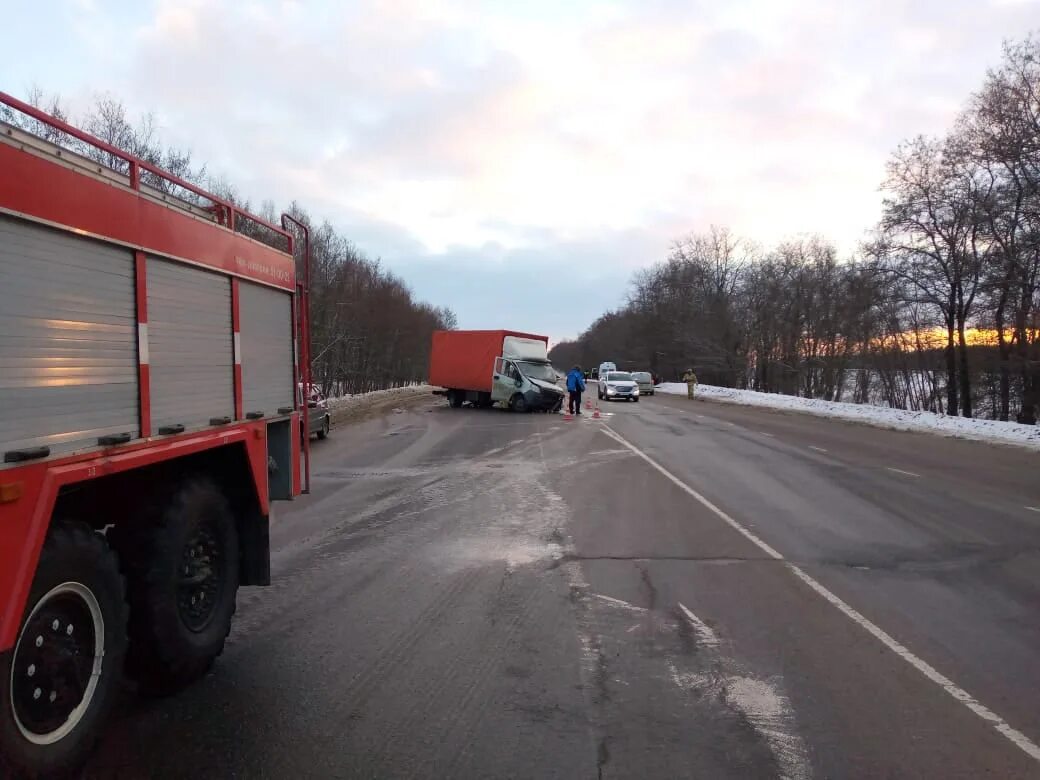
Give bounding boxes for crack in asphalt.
[636,562,658,611]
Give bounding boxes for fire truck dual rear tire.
[0,522,127,778]
[112,476,239,697]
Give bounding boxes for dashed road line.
[599,423,1040,764]
[677,602,719,648]
[886,467,921,478]
[760,432,775,438]
[589,593,647,612]
[1025,506,1040,513]
[808,445,828,454]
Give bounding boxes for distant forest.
[550,35,1040,424]
[2,90,456,397]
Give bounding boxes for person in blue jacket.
[566,365,586,414]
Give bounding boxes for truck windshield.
[517,362,558,382]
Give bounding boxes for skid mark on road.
[601,424,1040,764]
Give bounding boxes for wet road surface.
[85,394,1040,778]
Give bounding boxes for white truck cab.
[491,336,565,412]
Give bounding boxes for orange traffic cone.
[592,406,602,419]
[563,409,574,421]
[585,398,592,409]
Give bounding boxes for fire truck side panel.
[146,256,235,432]
[0,215,140,458]
[239,280,295,417]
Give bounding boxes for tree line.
[3,90,456,397]
[550,35,1040,424]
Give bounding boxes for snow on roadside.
[326,384,431,406]
[326,385,434,422]
[656,383,1040,450]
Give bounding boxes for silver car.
[598,371,640,402]
[632,371,655,396]
[298,384,331,440]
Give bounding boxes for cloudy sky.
[5,0,1038,342]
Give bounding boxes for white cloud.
[5,0,1037,332]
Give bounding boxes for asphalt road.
[85,393,1040,778]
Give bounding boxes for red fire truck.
[0,92,312,775]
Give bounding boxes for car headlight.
[633,387,639,395]
[606,386,616,394]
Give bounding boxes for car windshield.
[517,361,558,382]
[633,372,651,381]
[607,372,633,382]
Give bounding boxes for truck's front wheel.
[509,393,528,413]
[0,522,127,777]
[113,476,239,696]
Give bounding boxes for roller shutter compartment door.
[147,257,233,431]
[239,281,294,417]
[0,215,138,460]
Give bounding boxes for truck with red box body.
[0,92,313,775]
[429,330,564,412]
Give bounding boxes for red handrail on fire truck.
[0,91,312,775]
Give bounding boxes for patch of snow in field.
[656,383,1040,450]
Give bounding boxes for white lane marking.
[696,414,706,419]
[677,602,719,648]
[599,427,783,559]
[808,445,828,454]
[761,431,776,438]
[599,424,1040,763]
[626,623,641,633]
[589,593,647,612]
[886,467,921,478]
[1025,506,1040,513]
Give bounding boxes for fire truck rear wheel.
[0,522,127,777]
[114,476,239,697]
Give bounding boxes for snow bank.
[327,385,434,424]
[656,383,1040,450]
